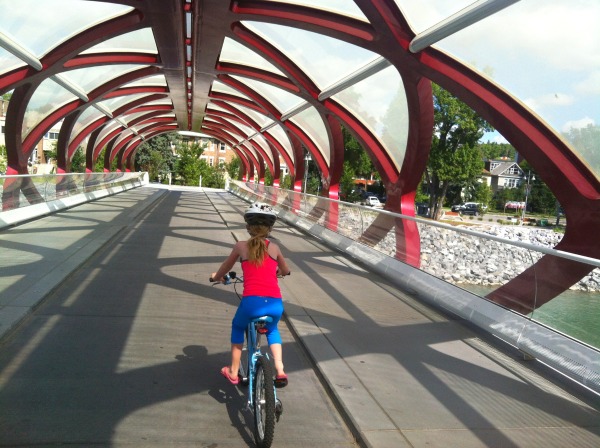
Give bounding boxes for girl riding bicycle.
[211,202,290,388]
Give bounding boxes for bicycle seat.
[252,316,273,334]
[251,316,273,323]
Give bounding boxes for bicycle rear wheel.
[253,356,275,448]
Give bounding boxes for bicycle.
[210,271,283,448]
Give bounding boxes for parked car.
[362,196,382,208]
[451,202,487,215]
[460,202,487,216]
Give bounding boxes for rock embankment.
[372,222,600,292]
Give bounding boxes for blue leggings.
[231,296,283,345]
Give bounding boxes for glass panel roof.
[239,141,259,161]
[70,106,105,144]
[0,47,26,76]
[81,28,157,54]
[433,0,600,176]
[260,0,368,21]
[395,0,474,34]
[234,103,275,129]
[61,65,145,94]
[122,75,168,88]
[23,78,75,139]
[230,75,304,114]
[243,21,380,90]
[97,93,154,114]
[97,119,124,143]
[212,80,253,101]
[266,124,293,159]
[219,37,285,76]
[250,133,274,165]
[333,65,408,172]
[288,105,330,164]
[0,1,133,58]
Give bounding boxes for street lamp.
[303,153,311,193]
[521,171,534,224]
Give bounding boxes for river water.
[461,286,600,350]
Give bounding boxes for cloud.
[574,71,600,95]
[561,117,595,133]
[524,93,574,111]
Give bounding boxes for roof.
[0,0,598,205]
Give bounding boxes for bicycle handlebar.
[210,270,289,283]
[210,271,237,284]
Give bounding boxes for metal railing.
[230,180,600,396]
[0,172,147,213]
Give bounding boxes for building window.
[507,166,519,175]
[219,142,226,152]
[1,125,5,134]
[218,157,226,166]
[490,162,499,170]
[505,178,519,188]
[46,131,59,139]
[209,157,214,166]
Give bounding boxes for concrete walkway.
[1,185,599,447]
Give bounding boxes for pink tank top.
[241,240,282,298]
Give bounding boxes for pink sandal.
[221,366,239,385]
[274,374,288,388]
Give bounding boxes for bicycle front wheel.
[253,356,275,448]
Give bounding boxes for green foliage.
[477,141,516,161]
[426,83,493,219]
[226,156,241,180]
[198,159,226,188]
[342,126,374,179]
[280,173,292,190]
[562,124,600,174]
[135,133,178,181]
[174,141,204,185]
[70,147,85,172]
[264,168,273,186]
[0,144,7,173]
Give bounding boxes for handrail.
[234,181,600,269]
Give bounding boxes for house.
[482,159,525,193]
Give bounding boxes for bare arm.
[271,243,290,276]
[211,242,242,282]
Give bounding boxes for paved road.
[1,186,598,447]
[0,187,356,447]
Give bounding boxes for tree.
[0,144,7,173]
[426,83,493,219]
[174,141,204,185]
[135,133,177,182]
[226,156,241,180]
[477,141,516,161]
[563,124,600,174]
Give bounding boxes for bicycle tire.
[253,356,276,448]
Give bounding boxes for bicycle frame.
[242,316,277,409]
[212,272,282,418]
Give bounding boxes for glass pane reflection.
[0,0,132,57]
[434,0,600,179]
[243,21,379,89]
[219,37,285,76]
[333,65,408,172]
[288,106,330,164]
[23,78,74,139]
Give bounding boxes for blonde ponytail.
[247,224,271,265]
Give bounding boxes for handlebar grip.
[210,272,235,284]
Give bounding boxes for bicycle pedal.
[275,398,283,422]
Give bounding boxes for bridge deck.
[1,185,599,447]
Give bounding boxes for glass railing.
[0,172,147,213]
[230,181,600,389]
